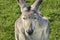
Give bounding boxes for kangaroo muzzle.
[26,28,34,35]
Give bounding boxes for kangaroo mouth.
[27,30,33,35]
[25,30,34,36]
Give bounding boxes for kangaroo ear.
[31,0,43,11]
[17,0,28,11]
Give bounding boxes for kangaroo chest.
[30,27,44,40]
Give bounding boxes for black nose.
[27,29,34,35]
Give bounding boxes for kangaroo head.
[17,0,43,35]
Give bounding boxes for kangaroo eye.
[34,17,37,19]
[23,17,27,20]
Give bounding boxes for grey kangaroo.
[15,0,50,40]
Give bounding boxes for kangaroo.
[15,0,50,40]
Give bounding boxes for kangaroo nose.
[26,29,34,35]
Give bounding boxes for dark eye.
[34,17,37,19]
[23,17,27,20]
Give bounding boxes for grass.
[0,0,60,40]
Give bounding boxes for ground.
[0,0,60,40]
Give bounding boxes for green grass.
[0,0,60,40]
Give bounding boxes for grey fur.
[15,0,50,40]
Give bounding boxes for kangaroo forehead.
[23,11,38,16]
[23,13,37,18]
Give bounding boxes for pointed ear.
[31,0,43,10]
[17,0,28,11]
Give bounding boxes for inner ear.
[22,6,31,12]
[17,0,19,2]
[27,6,31,11]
